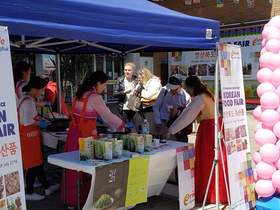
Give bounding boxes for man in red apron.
[18,76,59,201]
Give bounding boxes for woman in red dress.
[168,76,228,204]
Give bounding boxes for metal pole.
[93,54,96,72]
[214,58,220,210]
[56,53,62,113]
[63,169,66,204]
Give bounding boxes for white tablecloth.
[48,140,186,210]
[42,131,68,149]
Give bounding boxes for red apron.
[62,92,97,207]
[18,97,43,169]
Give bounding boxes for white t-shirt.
[18,95,37,126]
[123,78,135,110]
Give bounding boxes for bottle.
[142,119,150,134]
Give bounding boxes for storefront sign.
[218,43,255,210]
[176,145,195,210]
[0,26,26,210]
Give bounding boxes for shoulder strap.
[15,80,25,98]
[17,96,31,111]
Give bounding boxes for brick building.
[139,0,279,99]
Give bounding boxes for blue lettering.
[0,123,15,137]
[0,110,6,123]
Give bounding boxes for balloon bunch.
[253,16,280,198]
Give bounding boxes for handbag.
[127,94,141,110]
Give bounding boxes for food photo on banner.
[0,26,26,210]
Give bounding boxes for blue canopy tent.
[0,0,220,113]
[0,0,220,54]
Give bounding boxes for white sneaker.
[45,184,60,196]
[25,193,45,201]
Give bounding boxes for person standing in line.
[168,76,228,204]
[18,76,59,200]
[62,71,125,208]
[13,61,31,101]
[113,62,138,128]
[153,75,191,141]
[136,68,162,134]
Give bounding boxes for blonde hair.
[124,62,136,72]
[139,68,156,85]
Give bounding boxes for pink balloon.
[260,109,279,127]
[262,26,279,40]
[262,39,267,48]
[272,170,280,189]
[260,52,280,70]
[260,92,280,110]
[257,68,273,83]
[261,47,267,56]
[277,105,280,114]
[257,83,275,97]
[253,151,262,164]
[253,106,262,121]
[259,52,274,68]
[256,161,276,179]
[273,122,280,138]
[276,140,280,149]
[267,30,280,41]
[254,169,259,182]
[271,69,280,87]
[266,39,280,53]
[260,144,280,163]
[275,86,280,98]
[255,129,277,146]
[269,16,280,29]
[255,122,263,133]
[276,158,280,169]
[255,179,276,198]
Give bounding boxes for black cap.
[22,76,48,92]
[166,75,182,90]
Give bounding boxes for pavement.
[26,111,257,210]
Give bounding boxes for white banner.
[218,43,255,210]
[0,26,26,209]
[176,145,195,210]
[169,34,262,81]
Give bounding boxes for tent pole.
[202,56,221,210]
[56,53,62,113]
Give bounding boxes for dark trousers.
[123,110,136,122]
[26,164,49,194]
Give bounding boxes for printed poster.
[169,34,262,81]
[218,43,255,210]
[125,156,150,207]
[176,145,195,210]
[93,161,129,210]
[0,26,26,210]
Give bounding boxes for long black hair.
[76,71,108,98]
[13,61,31,86]
[185,76,214,100]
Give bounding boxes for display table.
[42,130,68,150]
[48,140,186,210]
